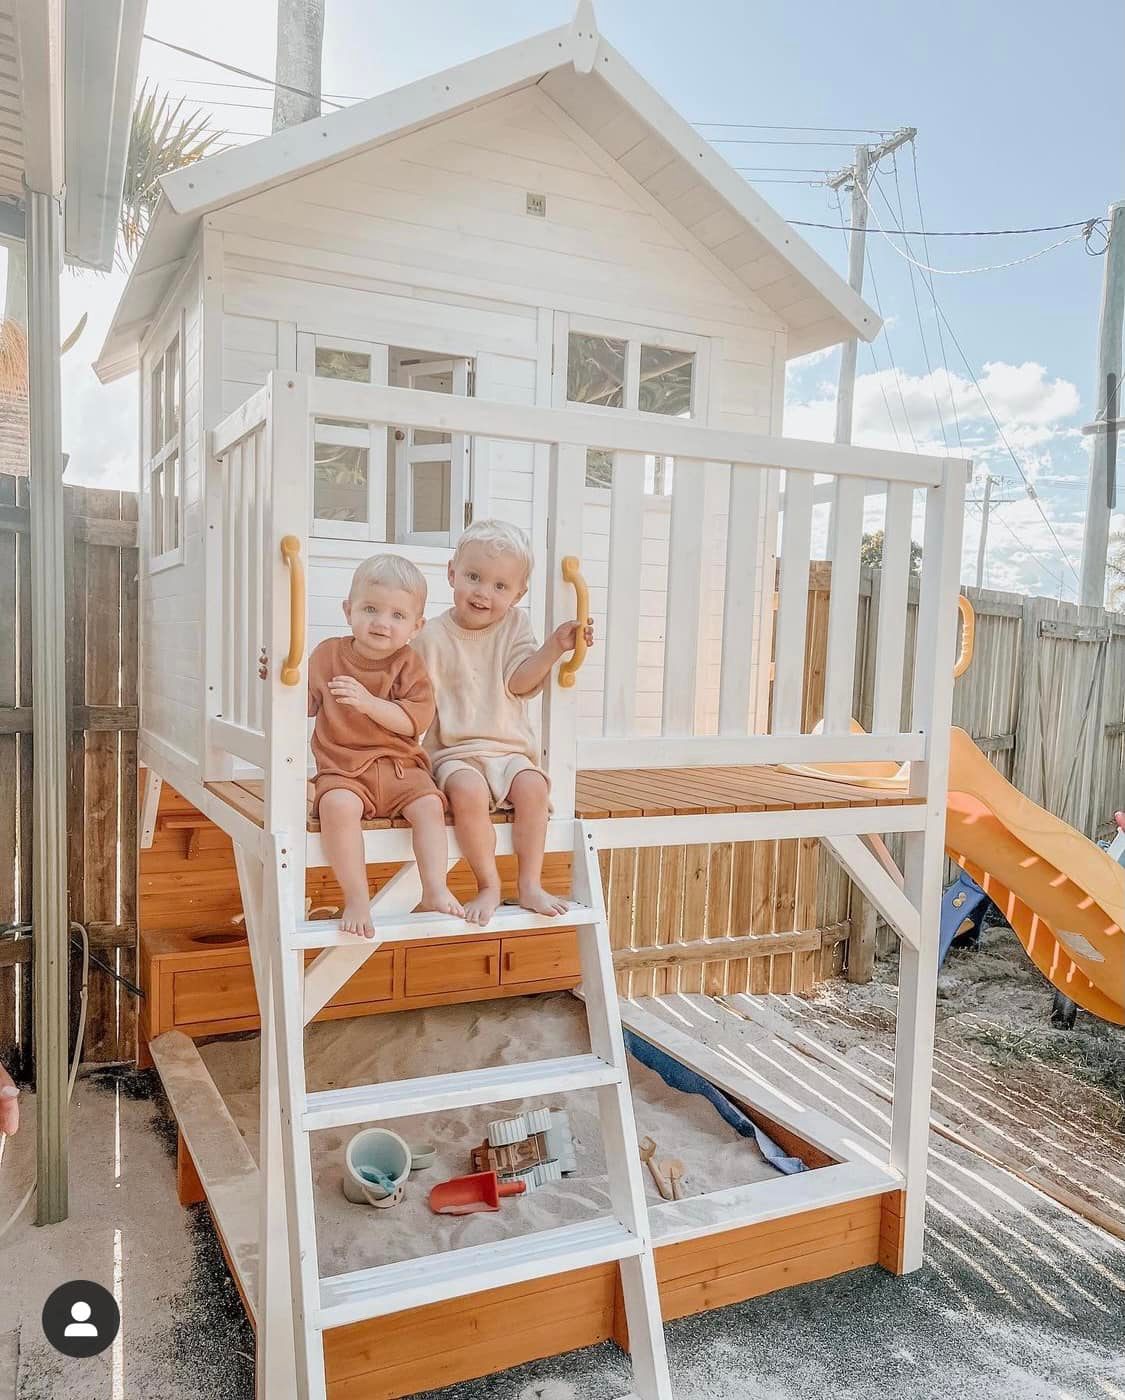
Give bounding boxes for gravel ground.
[1,932,1122,1400]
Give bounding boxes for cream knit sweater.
[412,607,546,768]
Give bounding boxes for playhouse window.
[567,333,626,409]
[146,321,183,569]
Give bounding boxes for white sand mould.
[474,1107,576,1190]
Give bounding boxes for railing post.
[541,442,586,817]
[892,458,966,1273]
[264,372,312,900]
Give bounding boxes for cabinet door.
[501,930,582,985]
[404,940,501,998]
[325,950,395,1007]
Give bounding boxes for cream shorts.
[433,753,550,811]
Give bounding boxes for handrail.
[558,556,589,689]
[280,535,306,686]
[954,594,975,679]
[211,382,270,460]
[306,376,957,487]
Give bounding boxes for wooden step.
[289,902,598,949]
[316,1217,642,1328]
[302,1053,619,1131]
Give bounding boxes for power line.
[166,75,360,100]
[858,223,919,451]
[908,142,964,452]
[693,122,894,134]
[143,33,345,109]
[708,138,867,147]
[788,217,1098,237]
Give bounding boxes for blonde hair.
[453,518,535,582]
[349,554,428,614]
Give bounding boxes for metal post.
[1080,202,1125,607]
[27,188,69,1224]
[974,474,993,589]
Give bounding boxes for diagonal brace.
[824,833,920,950]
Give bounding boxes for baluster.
[221,447,237,723]
[823,477,865,732]
[662,458,706,735]
[873,481,914,733]
[603,451,645,736]
[233,444,248,726]
[772,468,814,733]
[246,431,261,732]
[718,462,764,734]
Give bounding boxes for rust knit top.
[306,637,435,777]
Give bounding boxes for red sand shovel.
[428,1170,527,1216]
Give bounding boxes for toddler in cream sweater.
[413,520,594,925]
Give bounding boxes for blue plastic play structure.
[938,869,991,966]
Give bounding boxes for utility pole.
[272,0,325,131]
[1080,201,1125,606]
[975,474,994,589]
[827,127,917,447]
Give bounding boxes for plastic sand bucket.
[343,1128,412,1208]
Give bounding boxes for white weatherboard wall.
[186,82,783,743]
[139,255,205,769]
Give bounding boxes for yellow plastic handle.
[953,594,975,679]
[558,556,589,689]
[280,535,306,686]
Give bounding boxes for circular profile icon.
[41,1280,119,1358]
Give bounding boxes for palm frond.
[0,319,27,396]
[119,84,223,263]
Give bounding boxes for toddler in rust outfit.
[308,554,462,937]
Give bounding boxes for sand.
[198,991,785,1276]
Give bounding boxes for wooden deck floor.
[205,767,918,831]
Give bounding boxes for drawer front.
[325,950,395,1007]
[405,940,501,998]
[501,930,582,985]
[174,964,257,1027]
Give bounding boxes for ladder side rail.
[263,373,312,890]
[571,822,673,1399]
[233,845,298,1400]
[264,833,327,1398]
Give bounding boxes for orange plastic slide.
[944,728,1123,1026]
[788,728,1124,1025]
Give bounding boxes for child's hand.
[551,617,594,657]
[327,676,374,714]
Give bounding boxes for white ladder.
[258,820,673,1400]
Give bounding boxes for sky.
[8,0,1124,598]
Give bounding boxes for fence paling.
[0,475,139,1071]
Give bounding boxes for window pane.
[151,360,164,453]
[412,458,450,534]
[585,448,613,489]
[315,347,371,382]
[165,338,180,439]
[151,464,164,555]
[165,452,180,550]
[567,333,625,408]
[314,441,370,522]
[639,345,694,416]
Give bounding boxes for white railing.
[205,371,967,828]
[208,385,272,771]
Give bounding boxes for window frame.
[298,332,390,543]
[145,311,185,573]
[556,313,708,421]
[555,314,710,498]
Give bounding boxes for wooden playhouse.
[96,7,968,1399]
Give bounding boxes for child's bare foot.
[416,886,466,919]
[339,897,375,938]
[463,885,501,925]
[518,884,572,917]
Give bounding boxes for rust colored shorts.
[312,758,445,822]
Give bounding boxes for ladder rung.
[290,902,599,949]
[316,1217,642,1328]
[303,1053,619,1131]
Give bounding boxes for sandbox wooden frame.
[152,992,905,1400]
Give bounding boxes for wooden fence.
[0,474,139,1075]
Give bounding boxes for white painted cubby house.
[98,8,968,1400]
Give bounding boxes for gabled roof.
[95,1,879,381]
